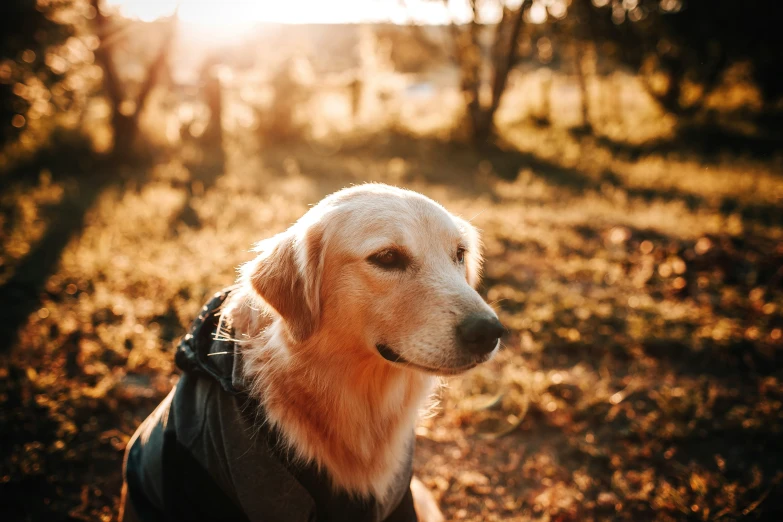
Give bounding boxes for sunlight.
[104,0,485,37]
[105,0,395,41]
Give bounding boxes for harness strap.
[175,285,241,395]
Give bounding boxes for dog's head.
[242,184,502,375]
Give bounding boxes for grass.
[1,95,782,521]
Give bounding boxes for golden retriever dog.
[120,184,503,522]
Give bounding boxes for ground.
[1,120,782,521]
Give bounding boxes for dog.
[120,184,503,522]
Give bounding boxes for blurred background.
[1,0,782,520]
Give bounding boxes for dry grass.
[1,85,782,521]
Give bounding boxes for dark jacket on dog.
[122,288,418,522]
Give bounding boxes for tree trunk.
[485,5,525,134]
[444,0,525,145]
[111,112,138,160]
[575,42,592,131]
[471,111,494,145]
[200,61,223,149]
[658,57,684,115]
[90,0,175,158]
[535,72,552,126]
[462,8,483,141]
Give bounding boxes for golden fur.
[222,184,498,518]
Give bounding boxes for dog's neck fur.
[226,290,435,501]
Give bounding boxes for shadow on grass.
[1,140,100,352]
[0,125,232,352]
[330,131,783,227]
[0,137,166,353]
[0,135,206,520]
[578,123,783,165]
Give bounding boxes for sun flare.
[105,0,472,39]
[112,0,375,23]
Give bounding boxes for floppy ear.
[455,217,484,289]
[241,224,323,343]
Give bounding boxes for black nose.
[457,313,504,356]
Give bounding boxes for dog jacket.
[123,287,419,522]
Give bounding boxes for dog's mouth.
[375,343,483,376]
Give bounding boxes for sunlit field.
[2,0,783,520]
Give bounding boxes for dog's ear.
[241,224,324,343]
[455,217,484,289]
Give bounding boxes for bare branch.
[90,0,124,110]
[489,4,525,115]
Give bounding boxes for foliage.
[440,1,527,144]
[89,0,176,158]
[0,0,75,147]
[423,0,783,144]
[1,2,782,520]
[582,0,783,119]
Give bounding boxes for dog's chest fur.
[238,317,435,501]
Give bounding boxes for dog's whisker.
[467,209,486,222]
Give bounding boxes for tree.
[584,0,783,120]
[424,0,783,144]
[0,0,74,148]
[89,0,176,159]
[445,0,527,145]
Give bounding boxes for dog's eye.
[456,247,466,264]
[369,249,407,270]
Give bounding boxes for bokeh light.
[2,0,782,520]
